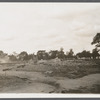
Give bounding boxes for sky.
[0,3,100,54]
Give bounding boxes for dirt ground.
[0,59,100,93]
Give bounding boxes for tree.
[37,50,48,60]
[57,47,65,59]
[27,54,33,60]
[91,33,100,58]
[86,51,92,59]
[9,55,17,61]
[67,49,74,58]
[91,33,100,47]
[49,50,58,59]
[76,50,91,59]
[76,52,83,58]
[37,50,44,60]
[18,51,28,61]
[92,48,99,59]
[44,52,49,60]
[0,50,7,58]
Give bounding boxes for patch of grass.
[46,59,100,79]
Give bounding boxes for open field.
[0,59,100,93]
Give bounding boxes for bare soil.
[0,59,100,93]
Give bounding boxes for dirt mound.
[56,74,100,93]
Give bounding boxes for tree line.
[0,33,100,61]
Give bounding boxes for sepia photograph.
[0,3,100,94]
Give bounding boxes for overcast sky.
[0,3,100,54]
